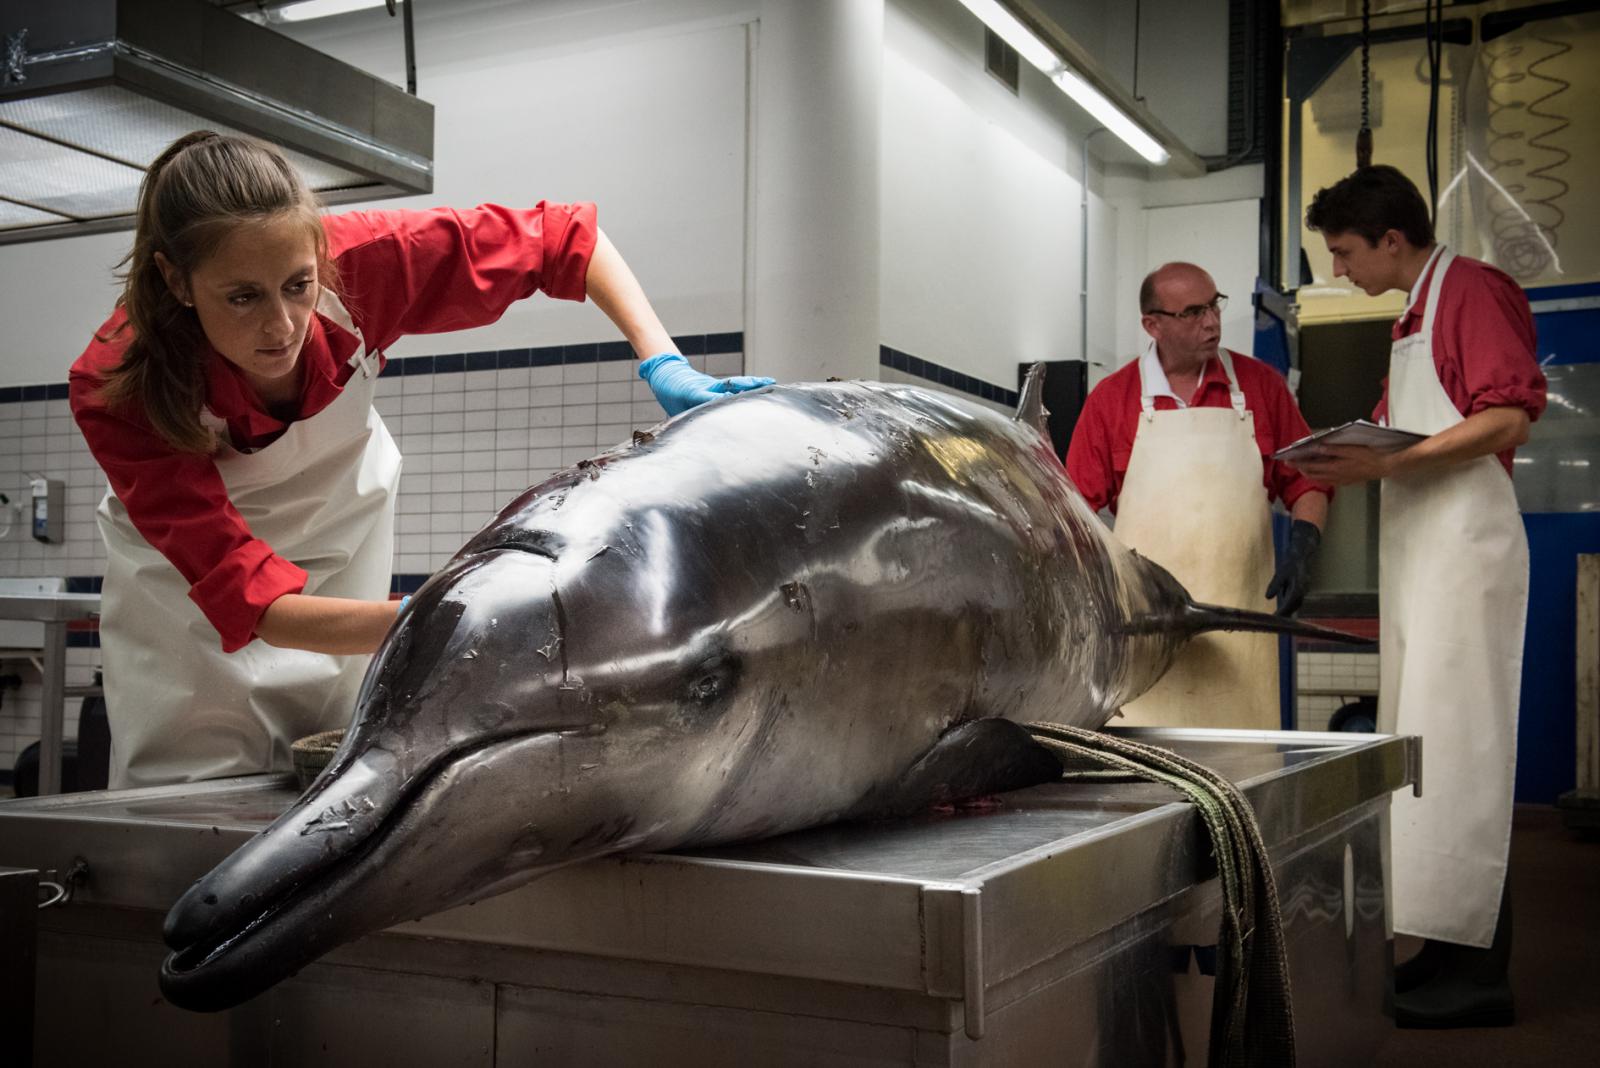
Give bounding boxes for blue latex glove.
[639,353,774,416]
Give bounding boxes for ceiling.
[0,0,433,244]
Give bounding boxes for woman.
[70,131,768,789]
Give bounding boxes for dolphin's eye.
[684,652,739,705]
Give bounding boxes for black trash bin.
[13,739,80,797]
[76,671,110,791]
[11,670,110,796]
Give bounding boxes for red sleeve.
[1065,381,1119,513]
[1248,363,1333,508]
[70,338,307,654]
[1441,266,1545,421]
[322,203,598,353]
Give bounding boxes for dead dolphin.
[158,370,1360,1011]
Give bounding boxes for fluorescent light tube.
[954,0,1061,73]
[953,0,1171,166]
[279,0,390,22]
[1051,68,1171,165]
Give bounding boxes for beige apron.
[1115,347,1281,728]
[98,301,401,789]
[1378,246,1526,948]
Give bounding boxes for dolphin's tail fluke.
[1116,550,1373,646]
[1178,602,1372,644]
[1116,602,1371,644]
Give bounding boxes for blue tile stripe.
[879,346,1020,407]
[2,334,747,400]
[3,335,996,405]
[390,573,430,595]
[375,332,745,380]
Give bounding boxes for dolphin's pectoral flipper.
[846,719,1064,821]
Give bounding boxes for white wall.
[880,0,1120,390]
[282,0,757,357]
[747,0,883,383]
[0,233,126,387]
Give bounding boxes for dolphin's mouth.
[161,721,609,1010]
[170,730,529,963]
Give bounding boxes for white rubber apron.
[1114,348,1280,728]
[97,311,400,789]
[1378,246,1526,948]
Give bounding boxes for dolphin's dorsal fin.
[1015,363,1050,439]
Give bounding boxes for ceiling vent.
[0,0,433,245]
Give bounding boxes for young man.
[1295,164,1546,1029]
[1066,262,1330,730]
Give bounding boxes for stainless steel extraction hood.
[0,0,433,245]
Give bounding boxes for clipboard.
[1271,419,1427,462]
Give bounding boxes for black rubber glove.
[1266,519,1321,616]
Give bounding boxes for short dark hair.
[1305,164,1434,248]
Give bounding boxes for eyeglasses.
[1146,294,1228,322]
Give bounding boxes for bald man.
[1066,262,1331,729]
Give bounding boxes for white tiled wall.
[0,394,108,774]
[1295,650,1380,731]
[380,352,744,575]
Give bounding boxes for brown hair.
[98,131,333,453]
[1305,164,1435,249]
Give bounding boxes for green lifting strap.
[1023,723,1297,1068]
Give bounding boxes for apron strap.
[1215,349,1248,419]
[347,347,380,380]
[1137,341,1159,421]
[1138,343,1250,420]
[1399,243,1449,323]
[320,286,380,380]
[1419,246,1455,341]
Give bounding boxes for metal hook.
[37,856,89,910]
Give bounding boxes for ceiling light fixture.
[278,0,392,24]
[954,0,1172,166]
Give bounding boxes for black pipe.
[402,0,416,95]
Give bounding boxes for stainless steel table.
[0,727,1418,1066]
[0,592,101,795]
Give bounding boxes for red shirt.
[1066,349,1331,514]
[70,202,597,652]
[1375,252,1545,475]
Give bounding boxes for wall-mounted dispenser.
[30,476,62,544]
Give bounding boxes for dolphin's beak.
[158,547,634,1012]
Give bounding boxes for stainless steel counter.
[0,727,1417,1066]
[0,592,101,796]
